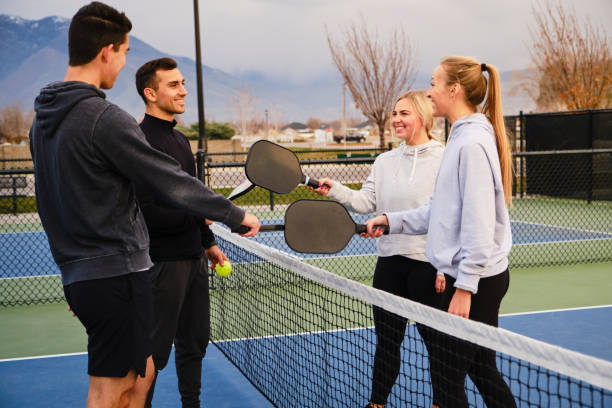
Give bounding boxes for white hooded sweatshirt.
[386,113,513,293]
[326,139,444,261]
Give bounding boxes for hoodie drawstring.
[395,142,420,184]
[408,148,418,183]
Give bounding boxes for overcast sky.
[2,0,610,80]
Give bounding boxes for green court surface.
[1,261,610,360]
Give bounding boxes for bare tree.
[0,103,34,144]
[306,117,322,130]
[327,17,417,146]
[527,1,612,111]
[266,105,285,133]
[228,88,257,136]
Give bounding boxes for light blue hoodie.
[386,113,512,293]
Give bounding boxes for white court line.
[4,305,609,363]
[0,351,86,363]
[0,274,60,280]
[511,219,612,237]
[500,304,612,317]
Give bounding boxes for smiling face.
[391,98,423,145]
[427,65,452,118]
[145,68,187,120]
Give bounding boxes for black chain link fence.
[2,110,611,306]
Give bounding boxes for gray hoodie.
[387,113,512,293]
[327,139,444,261]
[30,81,245,285]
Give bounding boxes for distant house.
[281,122,308,131]
[356,120,376,135]
[279,122,314,143]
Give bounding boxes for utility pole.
[342,81,347,149]
[265,109,269,140]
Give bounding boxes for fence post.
[196,149,204,183]
[588,110,593,204]
[11,176,17,215]
[519,111,525,199]
[269,191,274,211]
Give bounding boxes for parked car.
[333,128,366,143]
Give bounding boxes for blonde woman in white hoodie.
[365,57,515,408]
[314,90,445,408]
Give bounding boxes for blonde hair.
[441,56,513,205]
[390,90,435,141]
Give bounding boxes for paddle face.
[284,200,355,254]
[245,140,303,194]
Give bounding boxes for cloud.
[1,0,610,79]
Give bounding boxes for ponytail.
[482,64,513,206]
[441,56,513,205]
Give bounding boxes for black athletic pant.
[428,269,516,408]
[370,256,444,405]
[145,259,210,408]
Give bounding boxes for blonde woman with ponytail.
[365,57,515,408]
[314,90,445,408]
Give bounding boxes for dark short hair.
[135,57,178,104]
[68,2,132,66]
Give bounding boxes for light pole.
[193,0,207,154]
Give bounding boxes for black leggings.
[370,256,444,405]
[428,270,517,408]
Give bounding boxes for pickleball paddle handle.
[355,224,389,235]
[302,176,331,189]
[302,176,331,188]
[233,224,285,234]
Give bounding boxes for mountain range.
[0,14,533,125]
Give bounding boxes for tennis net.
[209,224,612,407]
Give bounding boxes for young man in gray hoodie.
[28,3,259,407]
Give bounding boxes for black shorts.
[63,272,152,378]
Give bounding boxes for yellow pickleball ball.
[215,261,232,277]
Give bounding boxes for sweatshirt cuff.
[386,212,404,234]
[325,180,343,199]
[204,240,218,250]
[222,204,246,232]
[454,272,480,294]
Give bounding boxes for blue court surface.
[2,218,611,277]
[1,306,610,407]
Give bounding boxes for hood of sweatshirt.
[396,139,444,182]
[448,113,494,141]
[33,81,105,138]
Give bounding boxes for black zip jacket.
[29,82,244,285]
[136,114,216,262]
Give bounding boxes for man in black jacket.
[29,3,260,407]
[134,58,225,407]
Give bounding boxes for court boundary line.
[0,274,61,280]
[511,219,612,237]
[500,304,612,317]
[0,351,86,363]
[2,305,611,363]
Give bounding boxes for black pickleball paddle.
[228,140,328,200]
[237,199,388,253]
